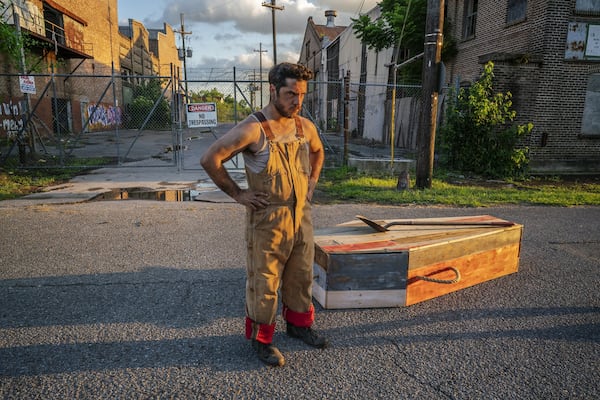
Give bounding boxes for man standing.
[200,63,327,367]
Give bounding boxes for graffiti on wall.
[0,101,25,139]
[85,103,122,130]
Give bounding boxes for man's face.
[271,78,307,118]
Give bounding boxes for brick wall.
[444,0,600,174]
[1,0,180,140]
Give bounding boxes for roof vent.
[325,10,337,27]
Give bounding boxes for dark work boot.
[286,323,329,348]
[251,340,285,367]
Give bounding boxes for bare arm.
[200,119,270,210]
[302,119,325,201]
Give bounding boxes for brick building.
[298,10,346,128]
[444,0,600,174]
[0,0,180,140]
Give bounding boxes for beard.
[272,96,298,118]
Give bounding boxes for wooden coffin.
[312,215,523,309]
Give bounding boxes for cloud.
[125,0,379,71]
[192,40,298,70]
[214,32,242,41]
[153,0,379,34]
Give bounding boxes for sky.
[117,0,379,75]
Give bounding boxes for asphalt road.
[1,199,599,399]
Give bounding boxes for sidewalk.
[9,130,405,206]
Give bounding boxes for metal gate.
[176,68,268,172]
[1,68,343,170]
[1,71,179,168]
[176,69,341,171]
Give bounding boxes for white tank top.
[242,115,270,173]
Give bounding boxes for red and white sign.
[19,75,36,94]
[186,102,217,127]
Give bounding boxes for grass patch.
[0,157,111,200]
[316,167,600,207]
[2,162,599,207]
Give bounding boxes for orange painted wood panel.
[405,242,521,306]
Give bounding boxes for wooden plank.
[316,226,499,251]
[338,214,512,229]
[408,225,522,269]
[312,283,407,309]
[405,242,521,305]
[326,252,408,291]
[314,216,522,256]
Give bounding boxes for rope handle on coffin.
[415,266,461,284]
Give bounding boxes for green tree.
[190,88,252,123]
[0,1,49,71]
[0,8,23,68]
[352,0,456,83]
[127,79,171,129]
[438,62,532,178]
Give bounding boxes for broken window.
[43,4,65,46]
[576,0,600,15]
[507,0,527,24]
[463,0,478,39]
[582,73,600,135]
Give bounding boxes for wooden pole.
[415,0,444,189]
[343,70,350,166]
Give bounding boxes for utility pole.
[254,42,267,108]
[415,0,444,189]
[343,71,351,166]
[175,13,192,103]
[262,1,284,65]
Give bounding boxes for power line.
[354,0,367,17]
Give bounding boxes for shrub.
[126,80,171,129]
[438,62,532,178]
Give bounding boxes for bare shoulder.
[298,116,318,137]
[297,116,323,154]
[220,114,262,148]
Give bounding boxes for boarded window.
[507,0,527,23]
[576,0,600,15]
[463,0,478,39]
[582,73,600,135]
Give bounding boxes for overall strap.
[293,116,304,138]
[253,111,275,140]
[254,111,304,140]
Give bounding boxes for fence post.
[111,61,121,165]
[13,8,35,160]
[233,67,238,124]
[343,70,350,167]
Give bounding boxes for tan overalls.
[244,111,316,344]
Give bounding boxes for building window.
[463,0,478,39]
[576,0,600,15]
[43,4,65,46]
[581,73,600,136]
[305,41,310,63]
[507,0,527,24]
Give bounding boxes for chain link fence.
[0,72,179,168]
[2,68,424,170]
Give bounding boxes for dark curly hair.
[268,63,313,93]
